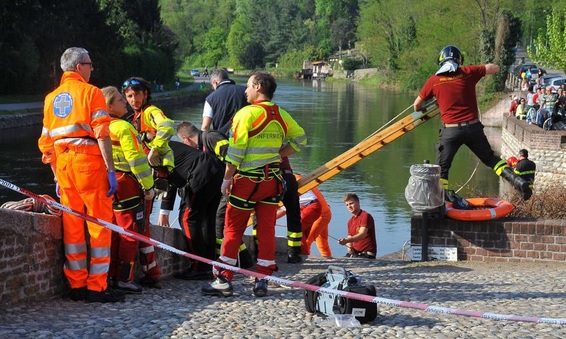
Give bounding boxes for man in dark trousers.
[280,156,303,263]
[413,45,532,201]
[173,121,254,269]
[201,69,248,135]
[159,140,224,280]
[515,149,536,188]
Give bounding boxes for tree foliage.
[529,5,566,72]
[0,0,176,95]
[0,0,561,96]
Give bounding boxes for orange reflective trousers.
[303,187,332,257]
[56,151,113,292]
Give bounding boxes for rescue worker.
[102,86,155,294]
[274,173,332,258]
[159,140,224,280]
[515,149,536,187]
[338,193,377,259]
[171,121,254,269]
[201,69,248,135]
[38,47,124,303]
[280,156,304,263]
[413,45,532,201]
[201,72,307,297]
[122,77,175,289]
[297,177,332,258]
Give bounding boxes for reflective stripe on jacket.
[226,102,307,171]
[131,105,175,170]
[109,118,154,190]
[39,72,111,163]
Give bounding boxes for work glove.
[221,178,232,197]
[147,148,161,167]
[144,188,155,201]
[107,171,118,197]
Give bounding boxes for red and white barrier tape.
[1,177,565,325]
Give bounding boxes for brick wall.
[0,208,287,305]
[501,116,566,189]
[0,208,192,304]
[411,216,566,262]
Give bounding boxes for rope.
[361,104,414,142]
[1,195,62,217]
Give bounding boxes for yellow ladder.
[297,100,439,194]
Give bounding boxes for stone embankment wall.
[0,208,285,305]
[0,90,210,130]
[411,217,566,262]
[500,116,566,189]
[0,113,43,129]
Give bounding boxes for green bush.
[342,57,362,71]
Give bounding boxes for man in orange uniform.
[202,72,307,297]
[122,77,175,289]
[102,86,155,294]
[276,174,332,258]
[298,185,332,258]
[38,47,124,303]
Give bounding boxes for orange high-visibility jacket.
[39,71,111,164]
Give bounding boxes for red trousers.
[216,175,280,279]
[138,198,161,279]
[109,173,141,282]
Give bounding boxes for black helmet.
[438,45,464,66]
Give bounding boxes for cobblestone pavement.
[1,253,566,338]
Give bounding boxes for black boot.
[287,246,302,263]
[500,167,532,201]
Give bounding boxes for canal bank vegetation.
[2,1,564,101]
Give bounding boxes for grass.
[506,184,566,219]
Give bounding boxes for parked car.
[540,74,564,87]
[190,69,201,77]
[546,76,566,91]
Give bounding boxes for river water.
[0,77,500,257]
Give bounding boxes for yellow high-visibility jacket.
[110,118,154,190]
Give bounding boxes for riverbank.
[0,81,211,129]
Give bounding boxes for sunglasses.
[122,79,142,89]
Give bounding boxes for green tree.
[100,0,177,83]
[489,11,522,92]
[529,5,566,72]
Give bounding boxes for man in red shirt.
[413,45,532,201]
[338,193,377,259]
